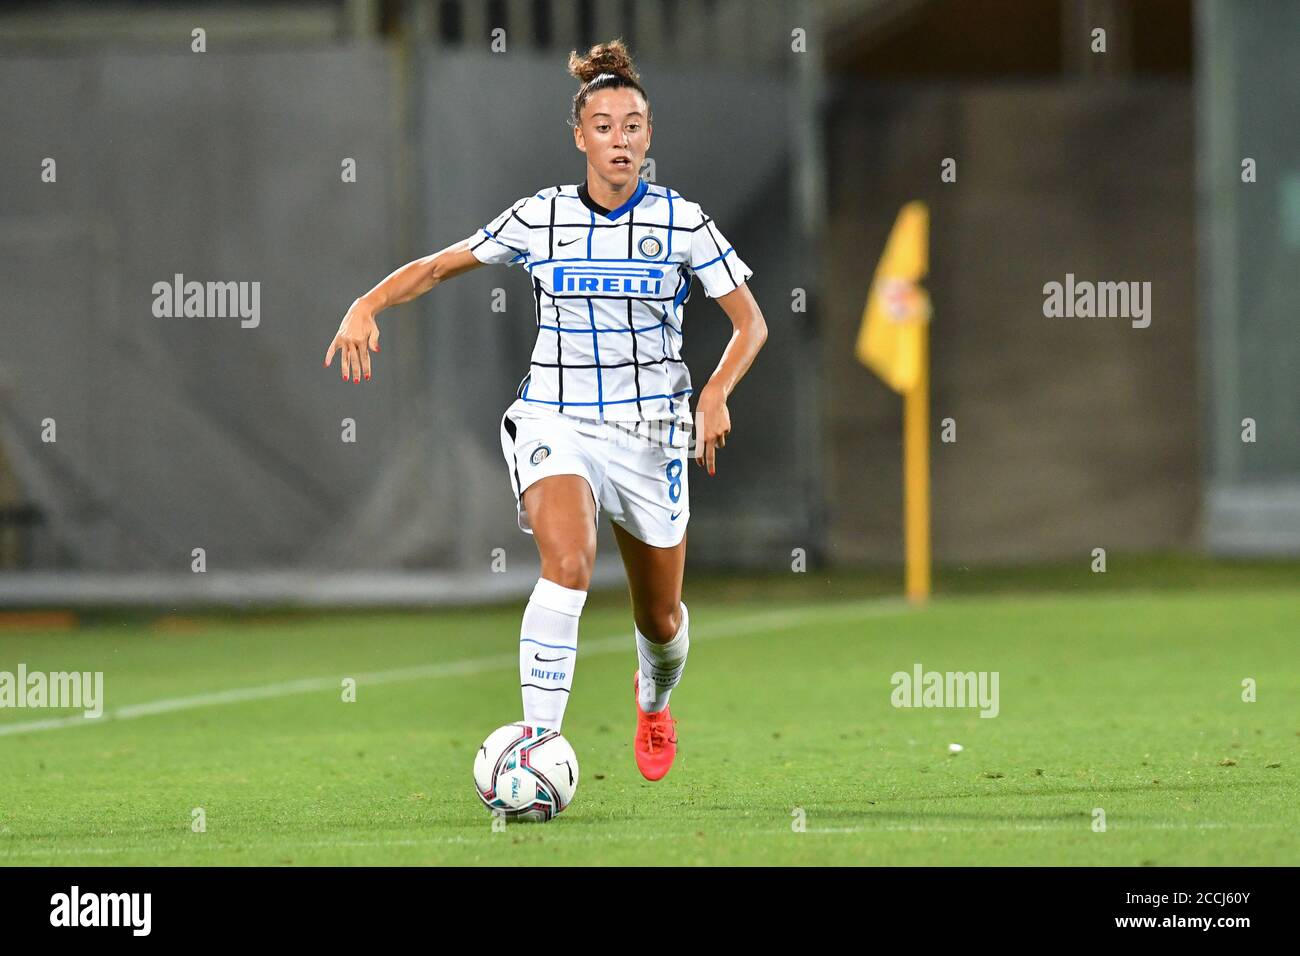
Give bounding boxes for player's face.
[574,88,651,187]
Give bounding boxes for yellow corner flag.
[854,202,931,391]
[856,202,932,603]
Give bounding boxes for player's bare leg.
[611,522,685,639]
[611,522,688,780]
[525,474,598,591]
[515,475,598,731]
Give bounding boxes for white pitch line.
[0,598,909,739]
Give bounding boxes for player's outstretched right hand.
[324,299,381,383]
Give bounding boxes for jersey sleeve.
[687,208,753,298]
[469,196,533,266]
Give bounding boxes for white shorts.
[498,399,690,548]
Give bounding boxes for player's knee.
[548,551,592,591]
[637,601,681,643]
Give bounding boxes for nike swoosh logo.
[670,510,683,520]
[557,237,581,247]
[535,654,566,663]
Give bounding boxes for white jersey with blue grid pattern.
[469,179,752,426]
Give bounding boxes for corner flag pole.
[903,321,931,603]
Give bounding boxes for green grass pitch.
[1,573,1296,865]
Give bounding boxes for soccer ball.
[473,724,578,822]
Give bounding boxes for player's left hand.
[693,383,730,476]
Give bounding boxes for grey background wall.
[0,46,805,573]
[3,0,1295,580]
[1,49,405,571]
[1199,0,1300,555]
[823,85,1198,564]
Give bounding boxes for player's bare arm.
[323,239,485,382]
[693,282,768,476]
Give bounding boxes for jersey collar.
[577,178,649,220]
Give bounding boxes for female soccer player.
[324,40,767,781]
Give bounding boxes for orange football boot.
[633,670,679,780]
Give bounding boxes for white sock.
[636,602,690,713]
[519,577,586,731]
